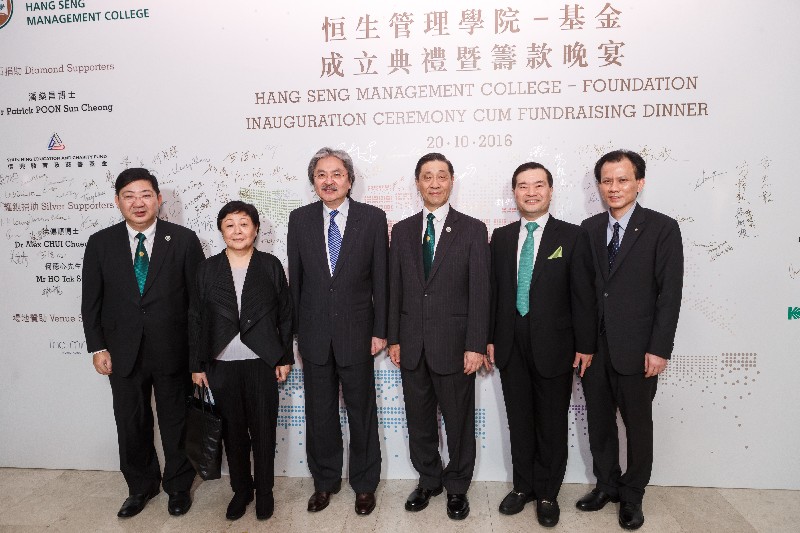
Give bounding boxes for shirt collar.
[424,203,450,222]
[608,202,637,231]
[519,212,549,230]
[323,197,350,218]
[126,220,157,241]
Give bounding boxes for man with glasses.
[287,147,389,516]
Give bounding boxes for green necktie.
[134,232,149,295]
[516,221,539,316]
[422,213,435,279]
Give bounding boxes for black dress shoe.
[618,501,644,530]
[576,488,619,511]
[404,485,443,512]
[256,491,274,520]
[117,487,160,518]
[355,492,376,515]
[499,490,534,515]
[226,491,254,520]
[307,480,342,512]
[536,499,560,528]
[167,491,192,516]
[446,493,469,520]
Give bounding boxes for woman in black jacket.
[189,201,293,521]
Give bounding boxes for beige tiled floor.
[0,468,797,532]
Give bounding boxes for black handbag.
[182,384,223,480]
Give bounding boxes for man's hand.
[388,344,401,368]
[573,352,593,377]
[371,337,387,356]
[464,351,484,375]
[484,344,495,372]
[644,353,668,378]
[93,350,112,375]
[192,372,209,388]
[275,365,291,382]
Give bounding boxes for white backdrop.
[1,1,798,490]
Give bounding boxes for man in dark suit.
[287,147,388,516]
[388,152,490,521]
[486,162,596,527]
[576,150,683,530]
[81,168,204,518]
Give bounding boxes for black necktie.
[608,222,620,270]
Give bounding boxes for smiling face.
[220,211,258,252]
[598,157,645,219]
[313,155,352,209]
[514,168,552,221]
[114,179,162,231]
[416,160,454,211]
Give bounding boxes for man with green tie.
[486,162,596,527]
[388,152,490,520]
[82,168,204,518]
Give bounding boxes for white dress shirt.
[516,213,549,276]
[125,220,156,261]
[421,203,450,258]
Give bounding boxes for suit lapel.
[593,216,610,281]
[332,200,360,281]
[240,252,268,332]
[609,204,646,278]
[427,207,459,284]
[307,202,330,278]
[530,217,560,289]
[142,220,169,296]
[212,254,240,325]
[506,221,522,291]
[113,223,140,296]
[408,211,426,288]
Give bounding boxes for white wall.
[1,1,798,489]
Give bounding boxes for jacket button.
[604,293,608,297]
[246,319,251,324]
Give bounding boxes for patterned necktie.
[328,210,342,275]
[516,221,539,316]
[134,232,149,295]
[422,213,435,279]
[608,222,621,270]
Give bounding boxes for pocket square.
[547,246,563,259]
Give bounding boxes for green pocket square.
[547,246,563,259]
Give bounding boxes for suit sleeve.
[273,258,295,366]
[387,224,402,345]
[465,221,490,354]
[488,228,500,344]
[571,227,598,354]
[370,210,389,339]
[648,218,684,358]
[81,234,106,353]
[188,260,206,372]
[287,211,301,335]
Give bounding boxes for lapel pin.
[634,228,638,232]
[446,226,451,233]
[165,235,171,241]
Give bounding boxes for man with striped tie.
[486,162,596,527]
[287,148,388,516]
[82,168,204,518]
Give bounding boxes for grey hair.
[307,147,355,195]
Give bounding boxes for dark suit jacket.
[287,199,389,366]
[388,207,490,375]
[81,219,204,377]
[188,249,293,372]
[581,204,683,375]
[489,216,597,377]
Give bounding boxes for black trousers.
[401,352,476,495]
[207,358,278,495]
[499,313,573,500]
[108,350,194,495]
[581,333,658,503]
[302,348,381,493]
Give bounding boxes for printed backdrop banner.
[0,1,798,489]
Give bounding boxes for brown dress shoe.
[307,481,342,512]
[355,492,376,515]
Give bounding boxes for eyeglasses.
[314,171,347,180]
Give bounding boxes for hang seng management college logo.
[0,1,13,30]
